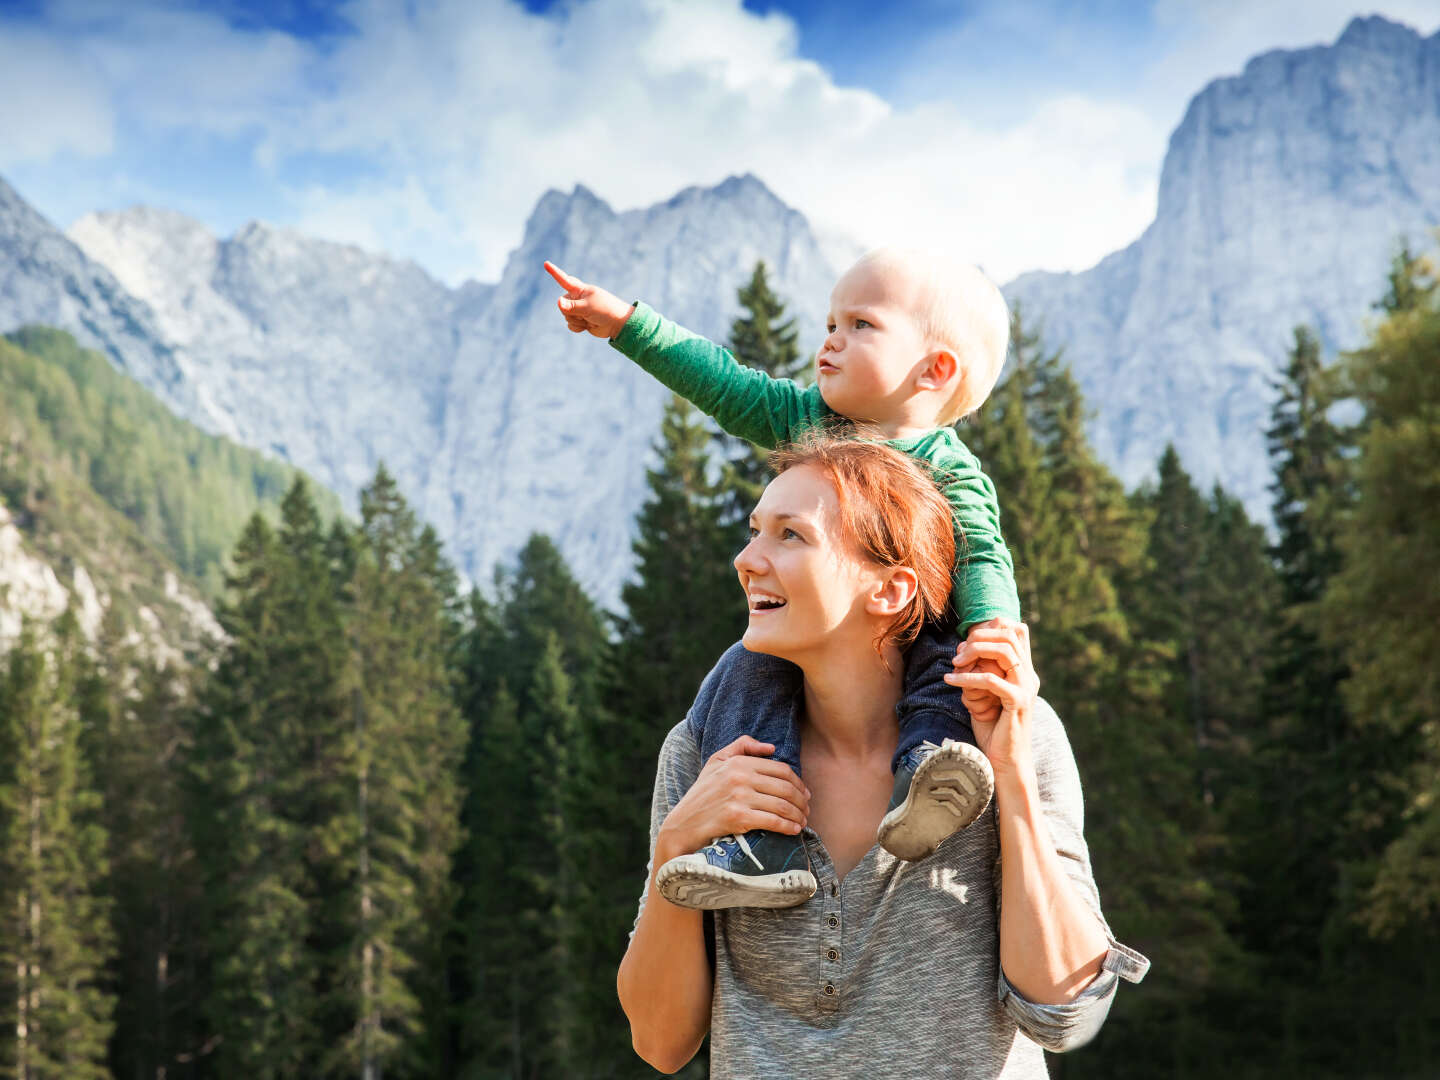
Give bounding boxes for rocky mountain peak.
[1335,13,1424,51]
[1008,15,1440,519]
[522,184,615,248]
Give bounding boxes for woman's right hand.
[656,735,811,860]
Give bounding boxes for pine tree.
[729,262,806,383]
[1223,323,1357,1069]
[454,682,536,1079]
[186,511,319,1078]
[720,261,807,523]
[1377,240,1426,316]
[501,534,611,711]
[530,633,587,1074]
[612,395,746,729]
[0,618,116,1080]
[1139,447,1212,778]
[336,465,465,1079]
[78,624,204,1080]
[266,480,364,1078]
[1320,248,1440,940]
[446,591,509,1073]
[454,530,621,1078]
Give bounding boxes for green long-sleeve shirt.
[612,301,1021,631]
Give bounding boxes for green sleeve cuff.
[609,300,656,357]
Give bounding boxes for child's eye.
[825,323,836,334]
[854,318,872,329]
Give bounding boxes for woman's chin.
[741,623,790,660]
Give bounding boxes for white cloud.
[0,27,114,166]
[268,0,1159,284]
[5,0,1434,288]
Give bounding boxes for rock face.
[0,502,72,649]
[53,175,834,606]
[0,177,200,417]
[1006,16,1440,516]
[426,178,833,605]
[0,502,220,664]
[3,16,1437,602]
[66,206,460,501]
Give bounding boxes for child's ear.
[917,348,959,393]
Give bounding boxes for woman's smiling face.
[733,463,883,663]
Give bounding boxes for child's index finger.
[542,260,583,294]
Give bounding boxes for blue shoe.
[656,830,816,910]
[876,740,994,861]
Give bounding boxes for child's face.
[817,260,931,424]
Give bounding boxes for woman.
[617,438,1147,1077]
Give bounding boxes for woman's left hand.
[944,622,1040,776]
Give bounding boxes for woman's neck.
[795,637,904,761]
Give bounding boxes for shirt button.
[823,983,836,996]
[827,915,839,928]
[827,948,839,961]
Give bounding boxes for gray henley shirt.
[633,699,1149,1079]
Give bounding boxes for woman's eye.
[747,527,759,539]
[783,528,800,540]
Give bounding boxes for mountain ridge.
[3,14,1437,601]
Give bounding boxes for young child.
[545,249,1019,909]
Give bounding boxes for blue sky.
[1,0,1436,284]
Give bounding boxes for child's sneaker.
[876,740,994,861]
[656,830,816,910]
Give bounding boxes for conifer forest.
[1,251,1438,1079]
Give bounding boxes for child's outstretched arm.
[543,260,827,450]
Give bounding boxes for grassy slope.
[0,326,341,649]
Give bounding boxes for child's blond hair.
[851,247,1010,424]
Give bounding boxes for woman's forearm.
[994,765,1108,1004]
[616,831,713,1073]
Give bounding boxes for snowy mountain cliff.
[2,15,1437,605]
[1007,15,1440,512]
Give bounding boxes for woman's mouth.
[748,591,787,614]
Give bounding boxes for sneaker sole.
[656,857,817,911]
[876,743,994,862]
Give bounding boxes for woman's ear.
[867,566,919,617]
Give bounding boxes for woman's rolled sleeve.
[997,700,1151,1052]
[997,966,1116,1053]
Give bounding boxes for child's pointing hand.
[543,261,634,339]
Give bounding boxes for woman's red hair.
[769,436,955,656]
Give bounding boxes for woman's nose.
[734,537,766,575]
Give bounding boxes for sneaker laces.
[704,833,765,871]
